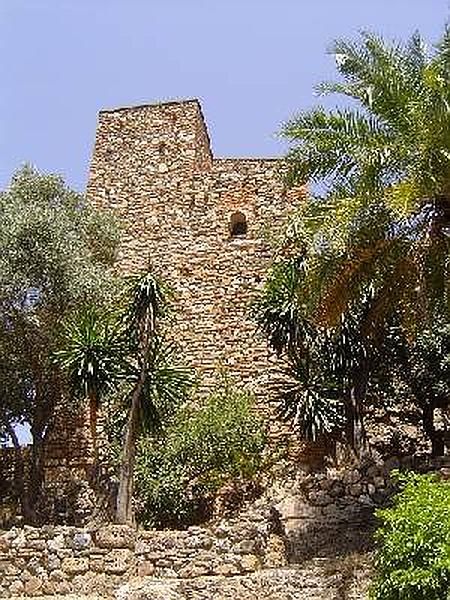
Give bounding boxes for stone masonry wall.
[6,453,432,598]
[0,500,371,599]
[3,456,446,598]
[0,507,284,597]
[86,99,304,406]
[44,405,94,484]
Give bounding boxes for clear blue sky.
[0,0,448,192]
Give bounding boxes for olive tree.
[0,165,119,521]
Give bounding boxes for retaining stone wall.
[0,506,285,597]
[118,558,374,600]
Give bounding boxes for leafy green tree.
[0,165,119,522]
[280,28,449,331]
[372,472,450,600]
[134,385,266,528]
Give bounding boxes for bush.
[371,472,450,600]
[134,385,267,528]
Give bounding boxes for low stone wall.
[118,557,374,600]
[0,524,372,600]
[0,505,285,598]
[273,454,450,560]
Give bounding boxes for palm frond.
[279,26,450,331]
[126,271,173,333]
[275,347,345,442]
[55,306,127,403]
[282,107,395,192]
[138,337,192,433]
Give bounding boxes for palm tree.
[115,271,190,524]
[55,307,127,459]
[281,28,449,331]
[57,271,191,524]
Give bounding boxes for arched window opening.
[230,211,247,237]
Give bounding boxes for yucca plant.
[256,250,378,455]
[281,28,450,332]
[116,271,191,524]
[276,349,345,442]
[57,270,191,524]
[253,256,315,355]
[55,307,127,458]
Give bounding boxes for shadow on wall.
[285,507,376,564]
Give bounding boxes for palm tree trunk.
[345,361,370,459]
[116,370,145,524]
[88,393,98,462]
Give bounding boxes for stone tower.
[86,99,304,408]
[36,99,306,517]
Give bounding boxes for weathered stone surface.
[95,526,136,549]
[117,560,373,600]
[1,456,446,597]
[8,580,24,595]
[264,534,287,568]
[240,553,261,572]
[85,98,305,440]
[62,557,89,575]
[137,560,155,577]
[73,532,92,549]
[23,576,43,596]
[104,549,134,574]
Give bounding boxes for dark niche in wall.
[230,211,247,237]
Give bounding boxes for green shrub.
[371,472,450,600]
[134,385,266,528]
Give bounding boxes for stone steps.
[116,558,373,600]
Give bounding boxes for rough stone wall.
[0,510,370,599]
[0,448,23,527]
[86,99,304,402]
[2,455,408,598]
[0,509,284,597]
[118,559,373,600]
[43,405,94,484]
